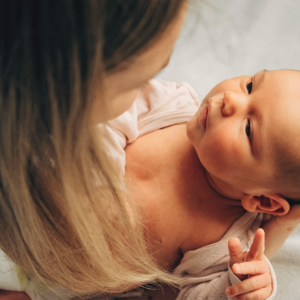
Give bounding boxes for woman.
[0,0,188,299]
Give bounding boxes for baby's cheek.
[199,133,232,173]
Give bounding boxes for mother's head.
[0,0,187,296]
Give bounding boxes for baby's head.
[187,69,300,215]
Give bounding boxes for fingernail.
[226,287,232,296]
[233,264,239,272]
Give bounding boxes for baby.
[172,69,300,299]
[120,69,300,299]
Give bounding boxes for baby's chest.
[125,124,242,269]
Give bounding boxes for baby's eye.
[246,82,252,94]
[245,119,251,140]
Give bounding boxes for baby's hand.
[226,229,272,300]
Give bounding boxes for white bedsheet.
[157,0,300,299]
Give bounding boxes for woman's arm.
[0,290,31,300]
[263,204,300,259]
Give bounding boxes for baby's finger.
[228,237,245,265]
[232,260,269,275]
[226,274,271,297]
[229,286,272,300]
[247,229,265,260]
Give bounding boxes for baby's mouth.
[198,105,208,129]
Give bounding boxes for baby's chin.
[186,116,197,142]
[187,96,208,130]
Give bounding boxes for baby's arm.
[226,229,273,300]
[262,204,300,259]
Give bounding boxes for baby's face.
[187,70,300,199]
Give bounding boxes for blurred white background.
[157,1,300,299]
[158,0,300,98]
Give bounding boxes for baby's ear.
[241,193,290,216]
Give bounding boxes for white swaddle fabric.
[0,249,25,291]
[157,0,300,299]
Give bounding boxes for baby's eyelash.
[246,82,252,94]
[246,119,251,140]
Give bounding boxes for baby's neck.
[204,170,245,201]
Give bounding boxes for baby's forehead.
[283,69,300,81]
[259,69,300,101]
[270,69,300,81]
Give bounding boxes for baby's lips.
[198,105,208,129]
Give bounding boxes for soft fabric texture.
[0,252,27,291]
[105,79,199,176]
[173,212,276,300]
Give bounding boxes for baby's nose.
[222,91,240,116]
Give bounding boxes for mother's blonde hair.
[0,0,187,297]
